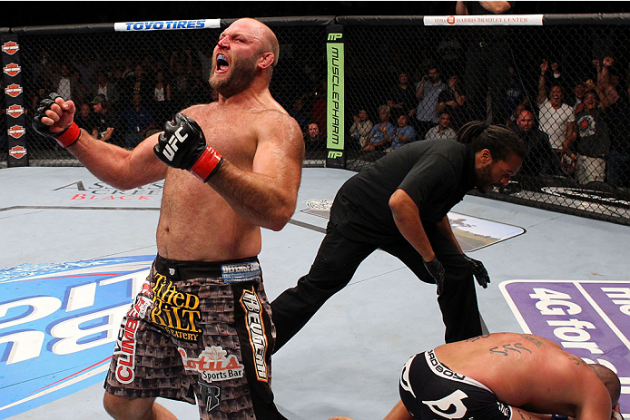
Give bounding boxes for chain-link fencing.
[2,15,630,225]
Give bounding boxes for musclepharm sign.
[114,19,220,32]
[0,256,154,419]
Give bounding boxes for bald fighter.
[33,18,304,420]
[331,332,623,420]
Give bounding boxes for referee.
[271,121,526,349]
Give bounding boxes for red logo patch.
[3,63,21,77]
[9,145,27,159]
[447,16,456,25]
[8,125,25,139]
[5,83,23,98]
[6,104,24,118]
[2,41,19,55]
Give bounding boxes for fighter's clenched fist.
[154,113,223,182]
[32,93,81,148]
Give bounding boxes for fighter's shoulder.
[179,103,214,120]
[255,105,302,134]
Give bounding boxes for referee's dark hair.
[457,120,527,162]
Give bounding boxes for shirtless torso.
[434,332,613,419]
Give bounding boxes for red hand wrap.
[190,146,223,182]
[55,122,81,148]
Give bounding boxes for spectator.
[92,71,120,111]
[565,90,610,186]
[153,70,171,127]
[387,114,416,152]
[571,81,587,113]
[510,109,558,190]
[437,74,467,130]
[91,94,116,143]
[305,122,324,151]
[331,332,622,420]
[598,57,630,188]
[537,60,577,171]
[52,64,79,101]
[505,65,528,124]
[361,105,395,152]
[122,64,152,107]
[414,66,447,137]
[387,72,417,120]
[120,92,155,148]
[425,112,457,141]
[75,102,97,132]
[350,109,374,148]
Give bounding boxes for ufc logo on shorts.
[162,127,188,161]
[422,389,469,419]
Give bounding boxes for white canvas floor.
[1,167,629,419]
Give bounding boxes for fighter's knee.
[103,392,154,420]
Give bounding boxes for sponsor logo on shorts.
[400,356,417,398]
[150,273,202,342]
[422,389,469,419]
[221,261,261,283]
[427,350,466,381]
[114,283,153,384]
[179,346,244,383]
[497,402,511,418]
[198,382,221,413]
[240,288,269,382]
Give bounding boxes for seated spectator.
[510,109,559,190]
[361,105,395,152]
[305,122,324,151]
[387,115,416,152]
[437,74,467,130]
[75,102,97,132]
[424,112,457,140]
[564,90,610,185]
[350,109,374,148]
[120,92,155,149]
[91,94,117,143]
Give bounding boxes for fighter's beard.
[210,58,257,98]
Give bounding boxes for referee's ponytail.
[457,120,527,162]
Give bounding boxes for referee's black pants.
[270,221,483,352]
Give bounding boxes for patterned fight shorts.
[104,255,286,420]
[399,350,513,420]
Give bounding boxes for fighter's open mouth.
[216,54,229,72]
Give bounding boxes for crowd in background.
[1,20,630,193]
